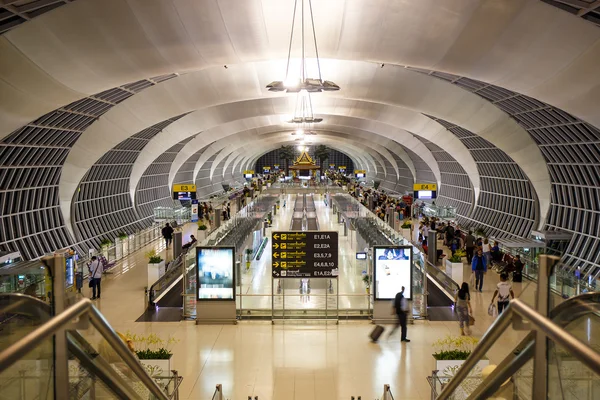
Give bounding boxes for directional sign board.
[271,231,339,278]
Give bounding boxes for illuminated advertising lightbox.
[65,256,75,288]
[373,246,413,300]
[196,247,235,300]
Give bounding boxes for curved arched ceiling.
[1,0,599,135]
[2,0,600,268]
[58,60,544,205]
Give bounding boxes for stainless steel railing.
[0,298,169,400]
[437,255,600,399]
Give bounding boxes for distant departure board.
[271,231,339,278]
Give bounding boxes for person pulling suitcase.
[388,286,410,342]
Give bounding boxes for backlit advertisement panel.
[196,247,235,300]
[373,246,413,300]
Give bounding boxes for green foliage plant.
[198,223,208,230]
[362,274,371,286]
[145,249,163,264]
[448,254,462,263]
[432,335,480,360]
[124,331,179,360]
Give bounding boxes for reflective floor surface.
[85,193,531,399]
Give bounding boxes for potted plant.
[197,223,208,242]
[445,254,464,283]
[99,239,113,258]
[146,249,165,288]
[245,248,253,270]
[474,227,487,238]
[432,335,489,378]
[125,332,179,377]
[400,220,411,238]
[362,274,372,294]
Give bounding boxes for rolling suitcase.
[370,325,385,342]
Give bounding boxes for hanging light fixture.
[289,90,323,124]
[266,0,340,93]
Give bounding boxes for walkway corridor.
[82,193,530,400]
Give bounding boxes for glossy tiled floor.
[87,193,531,399]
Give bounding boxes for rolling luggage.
[512,271,522,282]
[370,325,385,342]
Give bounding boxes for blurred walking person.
[388,286,410,342]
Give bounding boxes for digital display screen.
[65,257,74,288]
[373,246,413,300]
[414,190,436,200]
[173,191,197,200]
[355,173,365,178]
[356,252,367,260]
[196,247,235,300]
[245,174,253,179]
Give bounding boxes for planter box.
[400,228,411,239]
[197,229,207,243]
[139,358,172,377]
[147,260,166,288]
[435,358,490,377]
[445,259,465,285]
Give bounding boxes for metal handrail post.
[213,384,223,400]
[533,254,560,397]
[49,252,70,400]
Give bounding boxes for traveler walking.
[88,256,103,300]
[388,286,410,342]
[490,273,514,314]
[471,249,487,292]
[455,282,473,336]
[482,238,491,266]
[162,223,174,249]
[465,231,476,263]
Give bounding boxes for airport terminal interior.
[1,0,600,399]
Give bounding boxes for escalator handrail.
[549,292,600,321]
[437,298,600,399]
[148,253,185,304]
[0,298,169,400]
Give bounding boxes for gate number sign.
[271,231,339,278]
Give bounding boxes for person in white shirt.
[88,256,103,300]
[490,273,514,314]
[482,238,491,266]
[422,224,430,242]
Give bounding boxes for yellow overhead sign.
[354,170,366,174]
[413,183,437,191]
[243,170,255,175]
[173,184,196,192]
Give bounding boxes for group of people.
[349,186,414,221]
[455,272,515,336]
